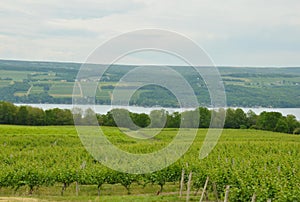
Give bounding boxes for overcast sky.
[0,0,300,66]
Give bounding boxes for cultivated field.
[0,125,299,201]
[1,60,300,107]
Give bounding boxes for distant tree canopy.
[0,101,73,126]
[225,108,247,129]
[0,101,299,134]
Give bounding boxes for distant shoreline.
[14,103,300,120]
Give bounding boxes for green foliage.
[1,101,300,135]
[0,126,299,200]
[130,112,150,128]
[198,107,211,128]
[225,108,247,129]
[166,112,181,128]
[15,106,29,125]
[293,128,300,135]
[257,111,283,131]
[149,110,167,128]
[45,108,73,125]
[1,60,300,107]
[275,118,289,133]
[0,101,17,124]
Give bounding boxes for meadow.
[0,125,299,201]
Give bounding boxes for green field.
[1,60,300,107]
[0,70,29,81]
[49,82,75,96]
[0,125,299,201]
[0,80,12,88]
[30,86,44,94]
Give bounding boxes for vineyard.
[0,125,299,201]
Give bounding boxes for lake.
[14,103,300,120]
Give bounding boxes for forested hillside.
[0,60,300,107]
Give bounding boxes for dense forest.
[0,101,299,135]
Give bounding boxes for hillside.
[0,59,299,107]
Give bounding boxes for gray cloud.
[0,0,299,66]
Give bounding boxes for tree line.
[0,101,299,134]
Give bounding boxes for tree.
[235,108,247,128]
[130,112,150,128]
[100,111,116,127]
[257,111,282,131]
[275,118,289,133]
[285,115,300,134]
[82,108,97,125]
[198,107,211,128]
[45,108,73,125]
[246,110,258,128]
[72,107,83,125]
[181,109,199,128]
[27,107,45,125]
[149,110,167,128]
[110,108,134,129]
[0,101,17,124]
[225,108,236,128]
[225,108,247,129]
[211,108,226,128]
[15,106,29,125]
[166,112,181,128]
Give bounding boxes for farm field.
[1,60,300,107]
[0,125,299,201]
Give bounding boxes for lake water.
[14,103,300,120]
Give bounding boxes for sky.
[0,0,300,66]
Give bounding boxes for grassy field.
[49,82,75,96]
[0,80,12,88]
[0,125,299,201]
[0,70,29,81]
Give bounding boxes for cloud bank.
[0,0,300,66]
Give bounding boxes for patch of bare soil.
[0,197,45,202]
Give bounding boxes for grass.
[0,182,186,201]
[0,70,29,81]
[0,80,11,88]
[0,195,187,202]
[30,86,44,94]
[49,82,75,96]
[14,91,28,96]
